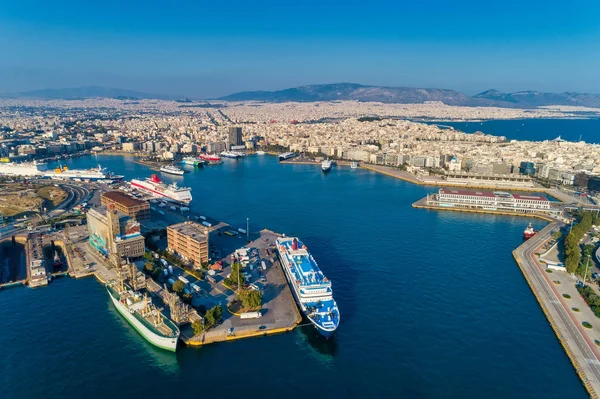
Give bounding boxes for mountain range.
[4,83,600,108]
[4,85,180,100]
[220,83,600,108]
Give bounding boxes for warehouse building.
[101,191,150,221]
[87,204,145,259]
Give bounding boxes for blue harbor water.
[422,117,600,142]
[0,154,587,398]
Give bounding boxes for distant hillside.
[6,86,180,100]
[221,83,600,108]
[219,83,498,106]
[473,89,600,108]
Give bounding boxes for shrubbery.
[576,284,600,318]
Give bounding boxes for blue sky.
[1,0,599,97]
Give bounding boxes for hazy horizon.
[2,0,600,98]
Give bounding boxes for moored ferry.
[0,161,48,177]
[275,236,339,338]
[130,174,192,203]
[160,165,185,175]
[321,159,332,173]
[44,165,123,181]
[199,153,221,163]
[181,157,205,167]
[278,152,298,162]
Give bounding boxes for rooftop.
[101,190,148,208]
[167,221,208,241]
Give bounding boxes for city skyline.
[2,0,600,97]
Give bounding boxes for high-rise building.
[228,127,243,149]
[166,221,209,268]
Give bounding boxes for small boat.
[256,151,265,155]
[53,251,62,268]
[321,159,332,173]
[350,161,359,169]
[523,223,537,240]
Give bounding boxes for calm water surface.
[423,117,600,142]
[0,154,586,398]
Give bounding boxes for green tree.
[172,280,185,293]
[144,262,155,273]
[239,289,262,309]
[192,320,204,335]
[224,262,243,288]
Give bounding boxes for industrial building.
[87,204,145,259]
[166,221,209,268]
[101,191,150,221]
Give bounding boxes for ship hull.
[130,181,191,204]
[160,169,185,176]
[275,248,337,338]
[107,287,178,352]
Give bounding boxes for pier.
[513,223,600,397]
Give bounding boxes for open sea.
[0,125,591,398]
[422,117,600,142]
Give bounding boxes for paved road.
[516,223,600,394]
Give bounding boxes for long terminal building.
[430,188,552,213]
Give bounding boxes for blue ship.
[276,237,340,338]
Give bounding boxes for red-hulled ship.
[523,223,537,240]
[199,153,221,162]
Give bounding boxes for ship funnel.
[151,174,161,183]
[292,238,298,251]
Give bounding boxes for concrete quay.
[514,223,600,398]
[182,229,302,347]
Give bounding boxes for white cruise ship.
[0,161,48,177]
[130,174,192,203]
[44,165,123,181]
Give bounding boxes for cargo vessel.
[278,152,297,162]
[275,236,339,338]
[321,159,332,173]
[523,223,537,240]
[160,165,185,175]
[106,279,180,352]
[130,174,192,203]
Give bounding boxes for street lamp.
[583,255,591,286]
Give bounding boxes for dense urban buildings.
[1,98,600,191]
[166,221,209,268]
[100,191,151,221]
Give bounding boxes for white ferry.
[275,236,339,338]
[130,174,192,203]
[160,165,185,175]
[0,161,48,177]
